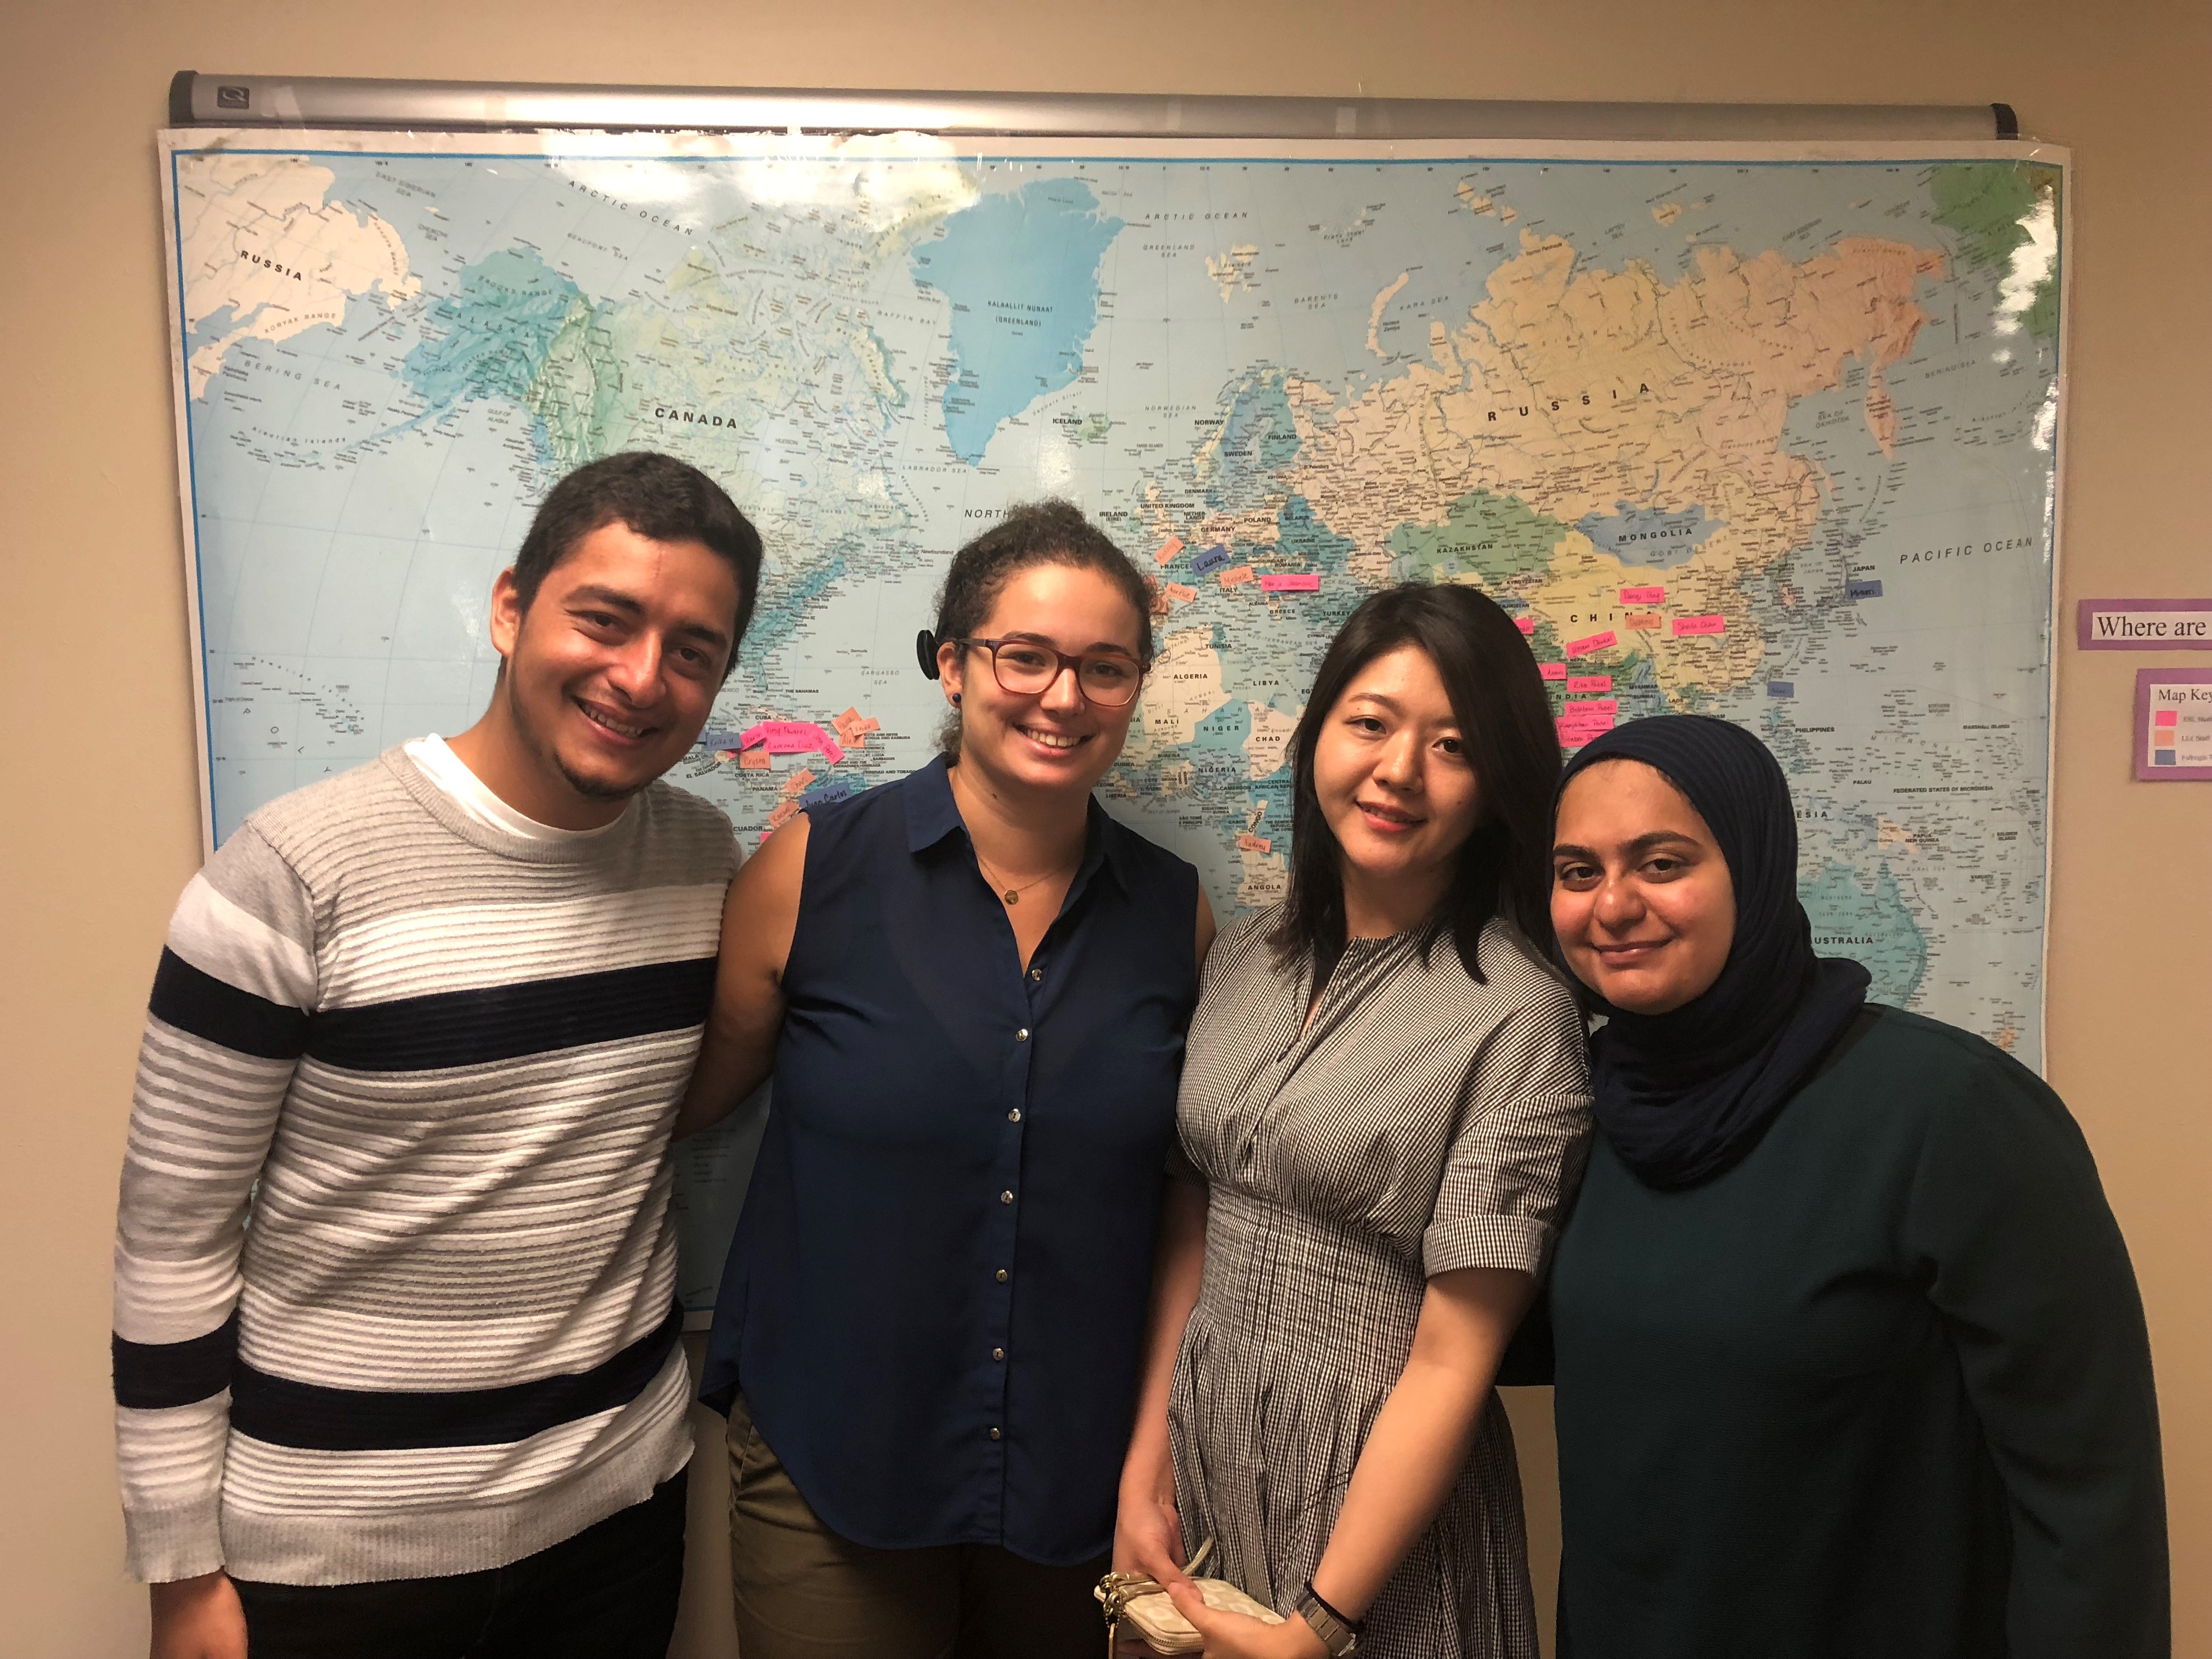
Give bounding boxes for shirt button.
[1029,968,1043,981]
[1008,1108,1022,1122]
[996,1268,1008,1283]
[1015,1028,1030,1043]
[992,1347,1005,1362]
[1000,1189,1014,1204]
[989,1427,1002,1441]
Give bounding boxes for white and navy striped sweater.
[111,749,737,1585]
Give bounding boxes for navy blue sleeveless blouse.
[700,756,1201,1564]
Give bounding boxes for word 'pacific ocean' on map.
[911,179,1124,465]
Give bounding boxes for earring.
[951,693,962,706]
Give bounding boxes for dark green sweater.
[1550,1007,2167,1658]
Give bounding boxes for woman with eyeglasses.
[679,501,1212,1659]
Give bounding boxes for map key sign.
[2134,670,2212,780]
[157,127,2069,1301]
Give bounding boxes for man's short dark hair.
[511,452,764,678]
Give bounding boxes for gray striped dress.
[1168,909,1593,1659]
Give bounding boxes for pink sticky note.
[1673,614,1726,637]
[1154,536,1184,566]
[1568,675,1613,693]
[1236,832,1273,854]
[741,720,847,766]
[1260,573,1322,594]
[1567,630,1618,657]
[1539,663,1567,682]
[1564,698,1618,716]
[1555,714,1617,746]
[1515,617,1538,636]
[1621,585,1666,605]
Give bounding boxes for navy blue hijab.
[1557,716,1871,1192]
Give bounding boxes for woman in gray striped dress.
[1115,585,1592,1659]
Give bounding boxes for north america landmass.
[168,144,2060,1057]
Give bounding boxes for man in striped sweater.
[115,452,760,1659]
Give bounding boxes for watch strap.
[1295,1583,1361,1655]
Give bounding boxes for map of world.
[162,130,2066,1302]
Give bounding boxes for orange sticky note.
[1220,565,1256,589]
[832,707,881,748]
[1624,613,1662,631]
[1155,536,1184,566]
[738,747,771,771]
[1164,582,1197,604]
[782,768,816,797]
[1237,832,1273,854]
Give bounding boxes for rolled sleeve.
[1421,986,1593,1280]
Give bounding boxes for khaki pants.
[726,1395,1111,1659]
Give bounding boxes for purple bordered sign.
[2078,597,2212,650]
[2133,668,2212,782]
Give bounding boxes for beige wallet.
[1094,1539,1286,1655]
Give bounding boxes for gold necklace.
[974,850,1072,907]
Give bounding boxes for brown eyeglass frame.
[950,636,1146,707]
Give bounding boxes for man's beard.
[557,754,643,802]
[510,679,649,804]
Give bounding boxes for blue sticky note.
[1847,579,1884,601]
[1767,681,1795,698]
[1193,544,1231,576]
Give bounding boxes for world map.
[162,131,2065,1301]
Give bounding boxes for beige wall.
[4,1,2206,1652]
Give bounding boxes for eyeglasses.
[953,636,1144,708]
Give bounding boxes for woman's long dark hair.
[1267,583,1560,983]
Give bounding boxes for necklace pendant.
[1004,890,1020,905]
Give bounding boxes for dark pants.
[231,1470,688,1659]
[727,1395,1109,1659]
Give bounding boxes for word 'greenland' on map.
[161,129,2065,1074]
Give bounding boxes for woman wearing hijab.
[1545,714,2168,1659]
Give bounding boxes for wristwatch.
[1295,1582,1362,1656]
